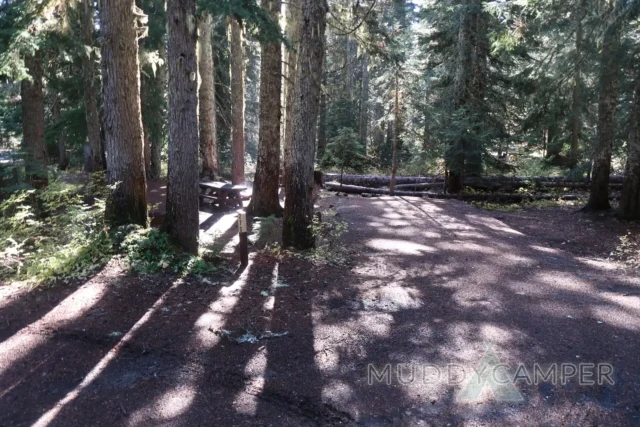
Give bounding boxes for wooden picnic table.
[199,181,248,209]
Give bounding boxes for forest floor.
[1,192,640,426]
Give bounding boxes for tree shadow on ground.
[1,194,640,426]
[0,265,178,426]
[0,278,90,343]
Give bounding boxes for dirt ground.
[1,193,640,426]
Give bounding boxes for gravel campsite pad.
[1,194,640,426]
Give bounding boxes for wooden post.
[238,211,248,266]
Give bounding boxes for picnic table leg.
[221,190,230,208]
[199,188,210,206]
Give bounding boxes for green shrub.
[321,128,368,174]
[119,227,217,276]
[305,210,350,265]
[0,171,219,284]
[251,215,281,249]
[610,232,640,269]
[0,177,111,285]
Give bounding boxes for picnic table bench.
[199,181,248,209]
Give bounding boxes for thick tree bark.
[283,0,301,178]
[198,13,218,179]
[100,0,147,226]
[230,18,245,184]
[164,0,200,253]
[83,0,104,173]
[21,52,48,188]
[587,3,621,211]
[282,0,328,249]
[620,76,640,219]
[249,0,283,218]
[359,52,370,151]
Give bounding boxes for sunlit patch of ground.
[1,192,639,426]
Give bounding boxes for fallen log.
[325,182,619,202]
[323,173,439,187]
[530,182,623,189]
[393,180,623,192]
[323,173,626,187]
[394,182,442,190]
[326,182,434,197]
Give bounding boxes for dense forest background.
[0,0,639,283]
[1,0,637,179]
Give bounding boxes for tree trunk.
[52,98,68,170]
[317,73,327,159]
[423,91,432,151]
[139,0,167,180]
[386,118,394,155]
[587,2,621,211]
[83,0,104,173]
[21,52,48,188]
[373,102,385,153]
[389,70,400,195]
[447,1,473,194]
[249,0,283,218]
[283,0,301,180]
[448,0,487,192]
[244,38,261,162]
[467,1,487,176]
[230,18,245,184]
[164,0,200,253]
[150,44,166,179]
[198,13,218,179]
[282,0,328,249]
[568,0,584,167]
[345,36,357,100]
[100,0,147,226]
[620,76,640,219]
[359,52,370,151]
[213,20,232,171]
[143,132,151,177]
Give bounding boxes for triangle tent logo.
[457,343,524,403]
